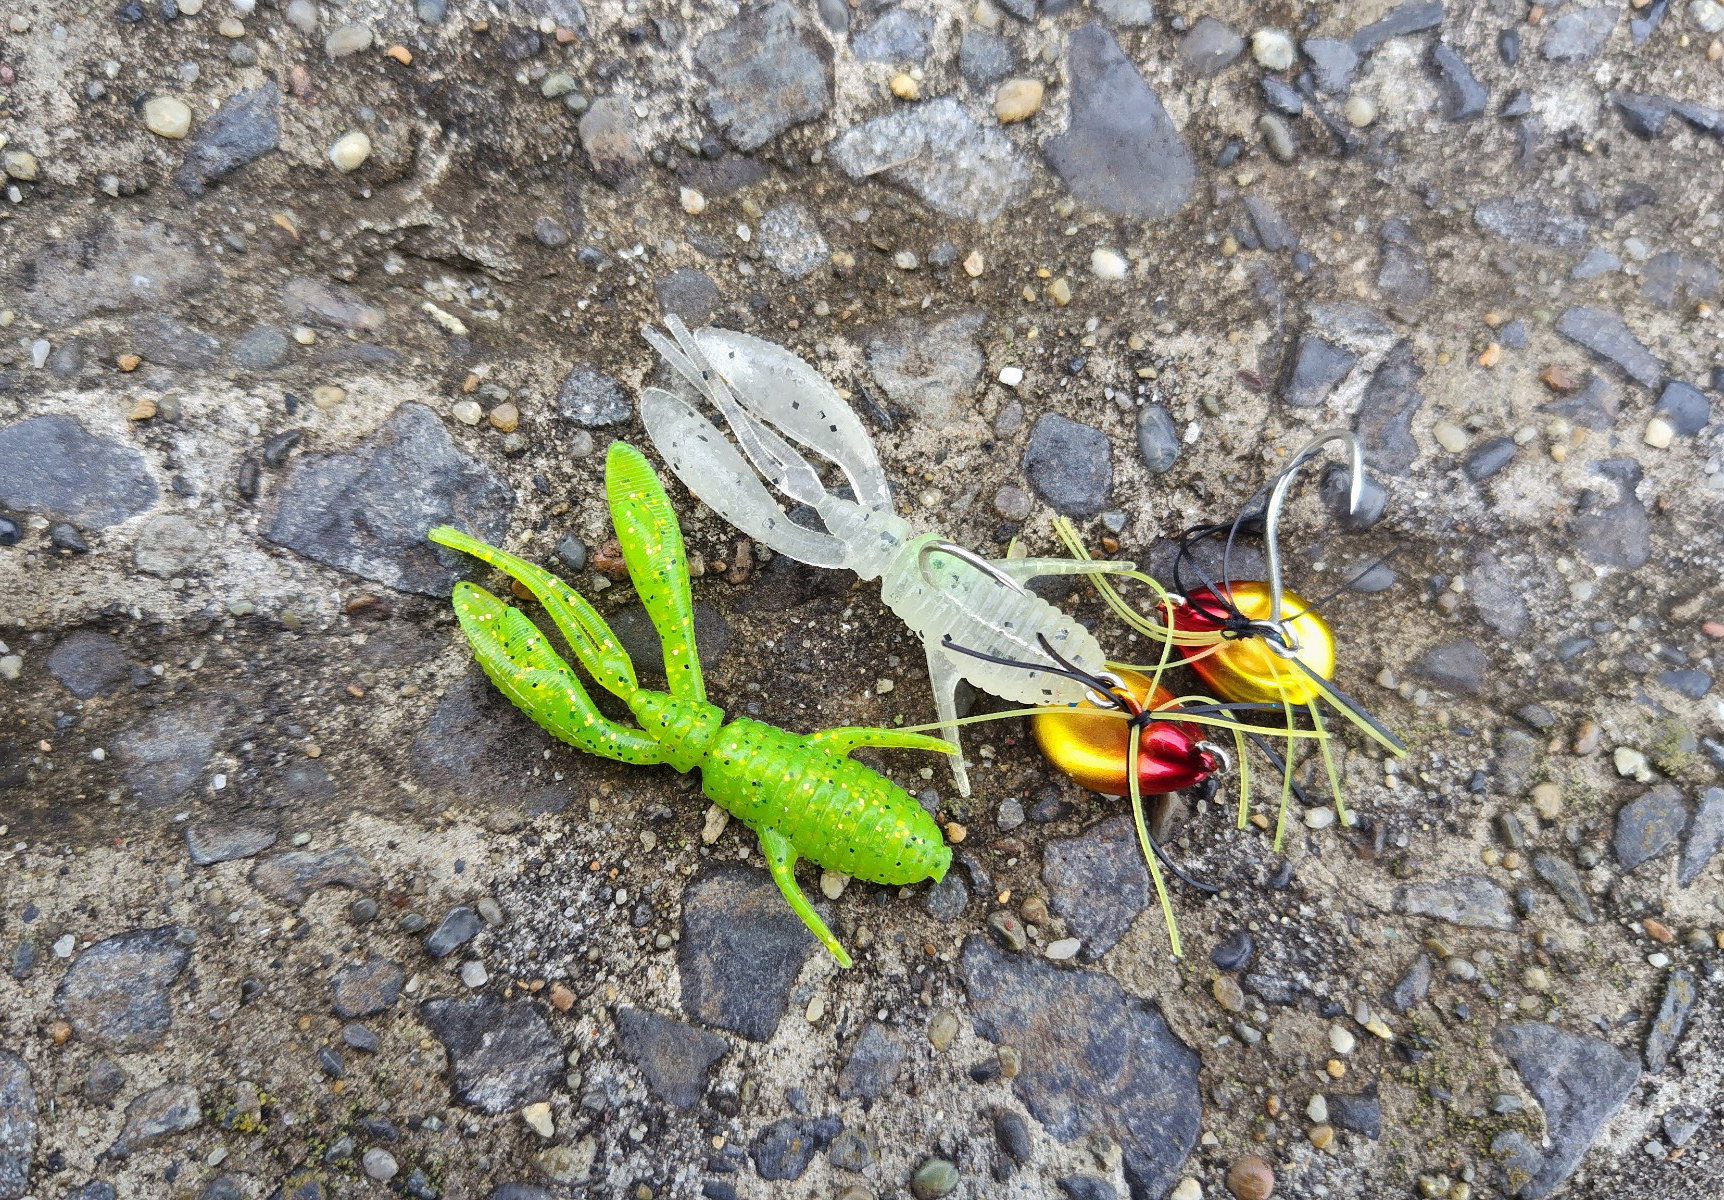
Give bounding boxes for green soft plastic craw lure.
[428,442,954,968]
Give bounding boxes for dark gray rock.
[696,1,830,151]
[1413,640,1488,695]
[1642,253,1720,311]
[1179,17,1244,75]
[73,1184,117,1200]
[653,269,723,326]
[1532,853,1595,924]
[1388,954,1432,1013]
[186,821,278,866]
[1555,307,1663,388]
[852,9,931,63]
[577,97,642,187]
[961,937,1200,1200]
[1377,218,1430,313]
[756,202,828,281]
[419,998,563,1114]
[1354,341,1426,474]
[0,1052,35,1200]
[1244,195,1298,252]
[343,1024,381,1053]
[1658,668,1711,699]
[0,415,159,529]
[1094,0,1156,26]
[1042,817,1150,961]
[1571,459,1650,570]
[488,1187,554,1200]
[1542,7,1618,62]
[113,706,216,807]
[84,1059,125,1106]
[751,1117,841,1182]
[1463,436,1518,483]
[1320,462,1388,531]
[1654,380,1710,436]
[1614,785,1688,874]
[1328,1087,1383,1139]
[837,1022,905,1100]
[959,29,1014,88]
[282,277,384,332]
[231,326,290,370]
[614,1006,727,1109]
[1541,371,1618,431]
[1394,876,1516,930]
[425,907,483,958]
[1351,1,1444,54]
[109,1082,200,1157]
[1631,0,1671,43]
[1022,414,1112,517]
[1284,335,1355,407]
[1494,1022,1639,1198]
[1261,78,1304,116]
[1572,249,1622,280]
[921,871,968,920]
[864,311,985,426]
[1045,23,1195,221]
[45,631,129,700]
[24,218,212,323]
[1644,971,1696,1073]
[1303,37,1358,92]
[1135,404,1180,473]
[555,365,629,426]
[1059,1177,1116,1200]
[174,83,280,195]
[1466,550,1529,639]
[331,959,405,1019]
[250,848,380,906]
[1671,98,1724,134]
[1613,92,1672,138]
[1678,787,1724,887]
[994,1109,1033,1163]
[830,97,1027,222]
[1473,199,1590,251]
[56,928,189,1051]
[679,865,823,1042]
[266,403,513,596]
[1428,43,1487,120]
[1210,930,1254,973]
[127,312,220,367]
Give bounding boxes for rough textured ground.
[1,2,1722,1199]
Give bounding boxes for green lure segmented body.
[428,441,954,968]
[700,718,949,887]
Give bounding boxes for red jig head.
[1032,668,1226,797]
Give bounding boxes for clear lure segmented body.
[639,316,1130,796]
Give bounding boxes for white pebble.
[1344,95,1377,128]
[285,0,317,34]
[1090,247,1128,281]
[1046,938,1082,961]
[1251,29,1295,71]
[361,1148,398,1182]
[324,22,372,57]
[521,1101,554,1138]
[460,960,489,988]
[679,186,706,215]
[1170,1180,1202,1200]
[3,150,39,181]
[29,341,49,369]
[0,655,20,681]
[1693,1,1724,36]
[998,365,1024,388]
[179,0,203,12]
[1307,1094,1329,1123]
[54,934,76,958]
[143,96,193,139]
[1329,1025,1357,1055]
[329,131,372,172]
[451,400,484,425]
[1303,806,1336,830]
[1432,420,1469,453]
[1649,951,1672,968]
[1643,416,1674,449]
[1613,746,1652,781]
[893,250,919,270]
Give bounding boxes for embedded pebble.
[1251,29,1295,70]
[329,131,372,172]
[143,96,193,138]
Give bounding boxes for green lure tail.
[428,442,955,969]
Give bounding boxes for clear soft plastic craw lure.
[636,315,1147,798]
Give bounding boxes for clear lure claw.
[638,316,1139,797]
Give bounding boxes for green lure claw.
[429,442,953,968]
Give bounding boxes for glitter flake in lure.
[638,315,1139,797]
[429,443,954,968]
